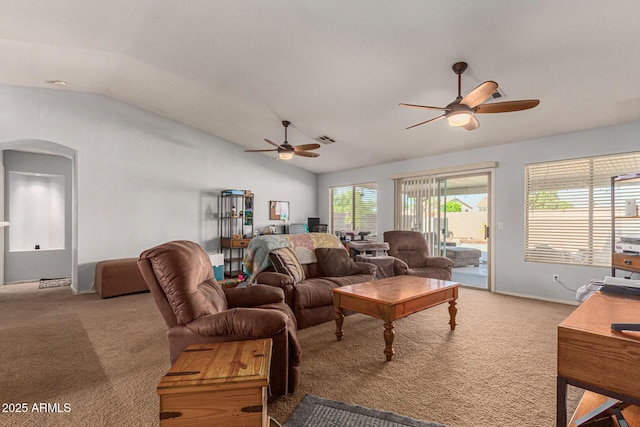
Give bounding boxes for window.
[525,151,640,266]
[330,183,377,238]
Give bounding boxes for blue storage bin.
[213,265,224,281]
[208,253,224,281]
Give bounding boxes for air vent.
[315,135,336,144]
[490,88,506,100]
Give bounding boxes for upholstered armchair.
[138,240,300,396]
[383,230,454,280]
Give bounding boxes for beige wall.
[446,211,487,243]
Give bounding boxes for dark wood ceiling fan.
[244,120,320,159]
[400,61,540,131]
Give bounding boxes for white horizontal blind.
[330,183,377,238]
[525,151,640,266]
[354,183,377,235]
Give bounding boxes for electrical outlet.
[553,274,559,282]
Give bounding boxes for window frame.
[524,151,640,266]
[329,182,377,239]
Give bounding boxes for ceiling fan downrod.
[452,62,467,98]
[282,120,290,144]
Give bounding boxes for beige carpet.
[0,282,581,426]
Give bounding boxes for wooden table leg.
[557,376,567,427]
[333,294,344,341]
[448,299,457,330]
[383,321,395,361]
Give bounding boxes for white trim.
[389,161,498,180]
[494,290,579,306]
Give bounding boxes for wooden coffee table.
[331,275,459,361]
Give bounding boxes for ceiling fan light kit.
[244,120,320,160]
[447,111,473,127]
[400,61,540,131]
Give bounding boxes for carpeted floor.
[0,283,167,426]
[0,282,581,426]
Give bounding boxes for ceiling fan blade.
[264,138,281,148]
[475,99,540,114]
[463,115,480,131]
[293,143,321,152]
[244,149,278,152]
[294,151,319,158]
[399,103,450,111]
[461,81,499,108]
[406,114,446,130]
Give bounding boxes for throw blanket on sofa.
[243,233,344,282]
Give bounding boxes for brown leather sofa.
[138,240,300,395]
[256,253,376,329]
[384,230,454,280]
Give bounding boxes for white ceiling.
[2,1,640,174]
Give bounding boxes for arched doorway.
[0,139,78,293]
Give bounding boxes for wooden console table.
[557,291,640,426]
[157,339,272,426]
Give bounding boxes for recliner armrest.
[425,256,454,270]
[255,271,295,288]
[186,307,288,337]
[224,285,285,308]
[391,257,413,275]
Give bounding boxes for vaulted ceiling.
[2,1,640,173]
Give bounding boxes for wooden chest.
[157,339,272,427]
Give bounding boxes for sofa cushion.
[315,247,360,277]
[294,278,341,309]
[325,274,375,288]
[269,247,306,283]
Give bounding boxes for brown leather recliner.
[138,240,300,396]
[383,230,454,280]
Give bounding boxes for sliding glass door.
[438,174,490,289]
[395,169,492,290]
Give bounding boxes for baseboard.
[494,290,579,306]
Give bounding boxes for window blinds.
[330,183,377,236]
[524,151,640,266]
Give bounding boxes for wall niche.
[9,171,65,252]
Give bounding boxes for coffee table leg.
[383,321,395,361]
[448,299,457,330]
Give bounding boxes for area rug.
[39,277,72,289]
[283,394,448,427]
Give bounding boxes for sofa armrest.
[355,261,377,276]
[224,285,285,308]
[255,271,295,288]
[425,256,454,270]
[186,308,288,337]
[391,257,414,275]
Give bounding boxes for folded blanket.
[243,233,344,282]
